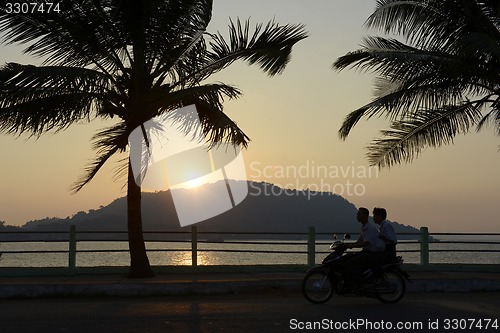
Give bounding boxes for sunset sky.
[0,0,498,232]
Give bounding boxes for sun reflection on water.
[167,249,216,266]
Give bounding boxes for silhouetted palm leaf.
[0,63,110,136]
[367,101,485,167]
[71,123,128,193]
[333,0,500,167]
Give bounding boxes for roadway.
[1,290,499,333]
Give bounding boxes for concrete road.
[0,290,499,333]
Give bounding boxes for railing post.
[68,225,77,270]
[420,226,429,267]
[307,227,316,267]
[191,225,198,269]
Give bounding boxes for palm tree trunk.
[127,160,154,278]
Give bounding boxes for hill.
[3,181,421,240]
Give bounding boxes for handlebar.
[330,242,348,253]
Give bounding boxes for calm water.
[1,236,499,267]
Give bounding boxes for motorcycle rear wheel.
[376,271,406,304]
[302,271,334,304]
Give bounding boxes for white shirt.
[359,222,386,252]
[379,220,397,244]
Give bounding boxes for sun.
[184,177,204,189]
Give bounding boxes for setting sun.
[184,177,205,189]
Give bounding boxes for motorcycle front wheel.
[302,271,334,304]
[375,271,406,304]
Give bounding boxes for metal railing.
[0,226,499,271]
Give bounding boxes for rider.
[342,207,385,289]
[373,207,397,263]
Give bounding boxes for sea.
[1,235,499,267]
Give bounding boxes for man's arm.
[346,240,368,249]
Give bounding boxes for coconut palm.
[0,0,307,277]
[333,0,500,167]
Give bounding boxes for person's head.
[373,207,387,225]
[356,207,369,224]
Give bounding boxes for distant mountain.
[2,181,422,240]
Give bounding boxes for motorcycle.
[302,234,411,304]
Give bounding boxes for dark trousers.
[342,250,382,287]
[381,243,397,264]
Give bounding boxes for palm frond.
[71,122,128,193]
[457,31,500,61]
[151,83,241,115]
[194,97,250,148]
[0,63,109,95]
[336,1,500,167]
[208,18,308,76]
[145,0,212,70]
[476,102,500,134]
[338,106,373,140]
[338,80,484,140]
[334,36,461,83]
[112,156,130,192]
[151,30,206,87]
[0,63,109,136]
[171,18,307,87]
[151,83,248,147]
[366,0,454,48]
[152,32,209,89]
[333,36,490,90]
[334,33,498,140]
[367,100,486,167]
[0,0,128,76]
[366,0,500,50]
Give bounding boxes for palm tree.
[0,0,307,277]
[333,0,500,167]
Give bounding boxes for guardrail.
[0,226,499,272]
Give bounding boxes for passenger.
[373,207,397,263]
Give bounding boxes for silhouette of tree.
[333,0,500,167]
[0,0,307,277]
